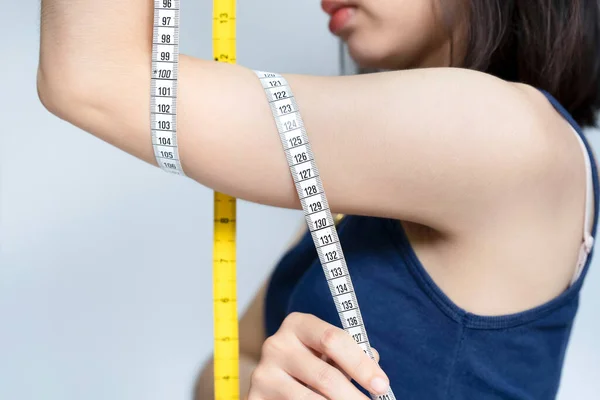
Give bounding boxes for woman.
[37,0,600,399]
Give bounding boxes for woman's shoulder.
[397,81,598,316]
[498,83,593,201]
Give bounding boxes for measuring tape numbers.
[253,71,397,400]
[151,0,185,175]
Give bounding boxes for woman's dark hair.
[462,0,600,127]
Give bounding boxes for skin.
[36,0,593,398]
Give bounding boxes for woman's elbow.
[36,63,88,123]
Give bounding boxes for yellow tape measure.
[213,1,239,399]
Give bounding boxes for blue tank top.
[264,91,599,399]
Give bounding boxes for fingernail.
[370,377,389,394]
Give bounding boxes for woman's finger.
[284,313,390,395]
[322,347,379,382]
[322,354,351,381]
[283,343,370,400]
[249,364,327,400]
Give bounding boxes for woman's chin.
[346,36,428,71]
[345,40,397,71]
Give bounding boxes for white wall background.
[0,1,598,399]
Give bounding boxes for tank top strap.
[569,124,595,284]
[538,89,599,286]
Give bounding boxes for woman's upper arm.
[40,55,553,232]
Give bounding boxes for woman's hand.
[247,312,390,400]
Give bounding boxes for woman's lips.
[322,1,356,35]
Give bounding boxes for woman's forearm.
[38,0,161,165]
[39,0,152,85]
[37,0,153,122]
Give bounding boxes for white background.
[1,1,598,399]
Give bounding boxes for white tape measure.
[253,71,397,400]
[151,0,185,176]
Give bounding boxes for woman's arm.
[37,0,558,233]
